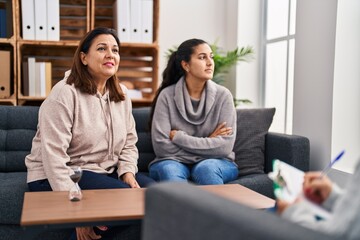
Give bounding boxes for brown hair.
[149,38,208,128]
[66,27,125,102]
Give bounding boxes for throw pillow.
[233,108,275,176]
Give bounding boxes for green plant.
[211,44,254,85]
[165,43,255,106]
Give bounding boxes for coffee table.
[20,184,274,238]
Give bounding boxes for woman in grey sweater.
[149,38,239,185]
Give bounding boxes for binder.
[141,0,153,43]
[0,8,6,38]
[46,0,60,41]
[34,0,47,40]
[21,0,35,40]
[130,0,142,42]
[0,50,11,98]
[5,0,13,37]
[113,0,130,42]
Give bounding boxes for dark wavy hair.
[66,27,125,102]
[149,38,208,128]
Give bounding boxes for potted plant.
[165,43,254,106]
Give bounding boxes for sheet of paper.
[268,159,304,202]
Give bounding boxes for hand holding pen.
[303,172,332,204]
[303,150,345,204]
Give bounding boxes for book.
[27,57,36,96]
[0,8,6,38]
[45,62,52,95]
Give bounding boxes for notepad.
[268,159,332,220]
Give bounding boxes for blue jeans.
[149,159,239,185]
[28,171,155,191]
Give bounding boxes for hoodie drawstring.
[107,94,115,160]
[99,92,114,161]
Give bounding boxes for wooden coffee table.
[20,184,274,238]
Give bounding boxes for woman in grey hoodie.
[25,27,154,240]
[149,38,239,185]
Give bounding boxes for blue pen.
[320,150,345,178]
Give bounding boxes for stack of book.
[23,57,52,97]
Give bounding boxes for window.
[263,0,296,133]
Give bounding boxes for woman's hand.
[303,172,332,204]
[209,122,233,138]
[275,196,303,215]
[121,172,140,188]
[169,130,177,141]
[76,227,101,240]
[275,199,290,215]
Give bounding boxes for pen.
[319,150,345,178]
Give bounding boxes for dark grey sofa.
[0,105,309,240]
[142,182,338,240]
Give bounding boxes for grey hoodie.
[26,71,138,191]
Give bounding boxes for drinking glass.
[68,166,83,201]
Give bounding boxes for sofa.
[142,182,338,240]
[0,105,309,240]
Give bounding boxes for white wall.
[293,0,360,173]
[292,0,338,170]
[158,0,226,84]
[331,0,360,173]
[235,0,262,107]
[159,0,261,106]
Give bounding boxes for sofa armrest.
[265,132,310,173]
[142,183,334,240]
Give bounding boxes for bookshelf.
[0,0,159,106]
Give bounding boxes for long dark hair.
[149,38,208,127]
[67,27,125,102]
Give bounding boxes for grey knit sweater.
[150,77,236,166]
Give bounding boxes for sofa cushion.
[233,108,275,177]
[132,107,155,172]
[0,106,38,172]
[0,172,28,224]
[229,173,275,199]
